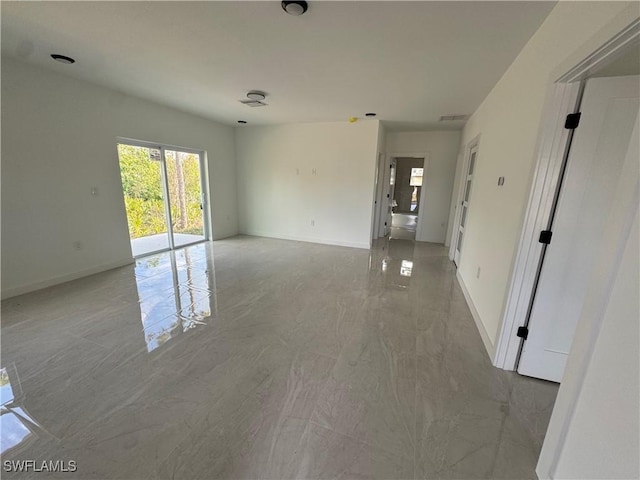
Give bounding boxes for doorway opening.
[389,157,424,241]
[117,140,210,257]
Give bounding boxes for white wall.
[448,2,639,346]
[386,131,460,244]
[1,57,238,298]
[551,211,639,479]
[537,96,639,480]
[235,121,380,249]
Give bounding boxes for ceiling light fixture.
[246,91,266,101]
[51,54,75,64]
[282,0,308,16]
[365,113,377,117]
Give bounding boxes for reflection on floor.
[130,233,205,257]
[1,237,558,479]
[391,213,418,240]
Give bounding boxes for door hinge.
[386,194,390,198]
[384,222,387,226]
[516,326,529,340]
[539,230,552,244]
[390,164,393,168]
[565,112,581,129]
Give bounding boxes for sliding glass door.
[117,141,209,257]
[164,150,206,248]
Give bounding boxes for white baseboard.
[239,231,370,250]
[1,257,135,300]
[456,270,496,360]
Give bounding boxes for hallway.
[1,236,557,479]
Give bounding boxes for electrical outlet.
[476,267,481,279]
[73,241,83,251]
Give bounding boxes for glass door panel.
[117,144,171,257]
[164,150,206,248]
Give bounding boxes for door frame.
[449,135,480,265]
[380,152,429,238]
[493,17,639,372]
[116,137,212,257]
[371,151,385,240]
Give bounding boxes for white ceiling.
[1,1,556,130]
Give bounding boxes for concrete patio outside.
[131,233,205,257]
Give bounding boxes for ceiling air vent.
[440,114,468,122]
[240,99,268,107]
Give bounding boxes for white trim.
[1,257,135,300]
[371,151,385,240]
[116,136,205,156]
[448,153,462,261]
[448,135,480,263]
[456,270,495,359]
[241,231,370,250]
[557,18,640,83]
[494,82,581,370]
[496,18,640,372]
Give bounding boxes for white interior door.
[518,75,640,382]
[454,145,477,265]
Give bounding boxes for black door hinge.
[386,194,390,198]
[565,112,581,129]
[517,326,529,340]
[539,230,552,244]
[384,222,387,226]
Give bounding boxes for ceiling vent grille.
[440,114,468,122]
[240,99,268,107]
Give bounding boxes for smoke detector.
[240,91,268,107]
[247,91,266,101]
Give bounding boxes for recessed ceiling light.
[51,54,75,64]
[247,91,266,101]
[237,120,247,124]
[365,113,377,117]
[282,0,308,16]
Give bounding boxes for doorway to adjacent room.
[390,157,424,240]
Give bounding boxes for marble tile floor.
[0,235,558,479]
